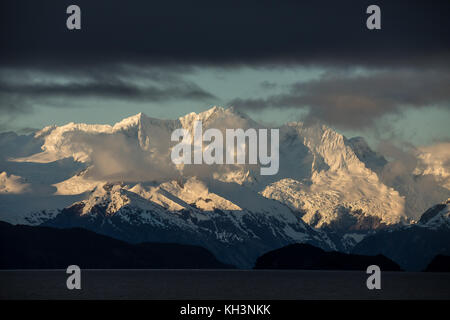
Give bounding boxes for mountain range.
[0,107,449,269]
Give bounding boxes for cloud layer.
[0,65,216,120]
[230,69,450,129]
[376,140,450,219]
[1,0,449,137]
[2,0,450,68]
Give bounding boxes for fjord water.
[1,270,449,299]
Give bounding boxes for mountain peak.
[112,112,149,131]
[418,198,450,228]
[179,106,258,132]
[183,106,249,120]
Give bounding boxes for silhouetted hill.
[254,243,401,271]
[425,255,450,272]
[352,227,450,271]
[0,221,233,269]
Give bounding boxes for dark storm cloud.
[1,0,450,69]
[0,77,215,102]
[229,70,450,129]
[1,0,450,124]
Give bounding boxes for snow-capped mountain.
[261,121,407,230]
[417,198,450,229]
[1,106,449,266]
[8,107,408,224]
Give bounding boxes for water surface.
[1,270,449,300]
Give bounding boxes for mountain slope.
[261,122,407,230]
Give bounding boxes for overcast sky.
[1,0,449,147]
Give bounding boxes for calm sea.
[1,270,449,300]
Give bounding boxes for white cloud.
[414,142,450,190]
[0,172,31,194]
